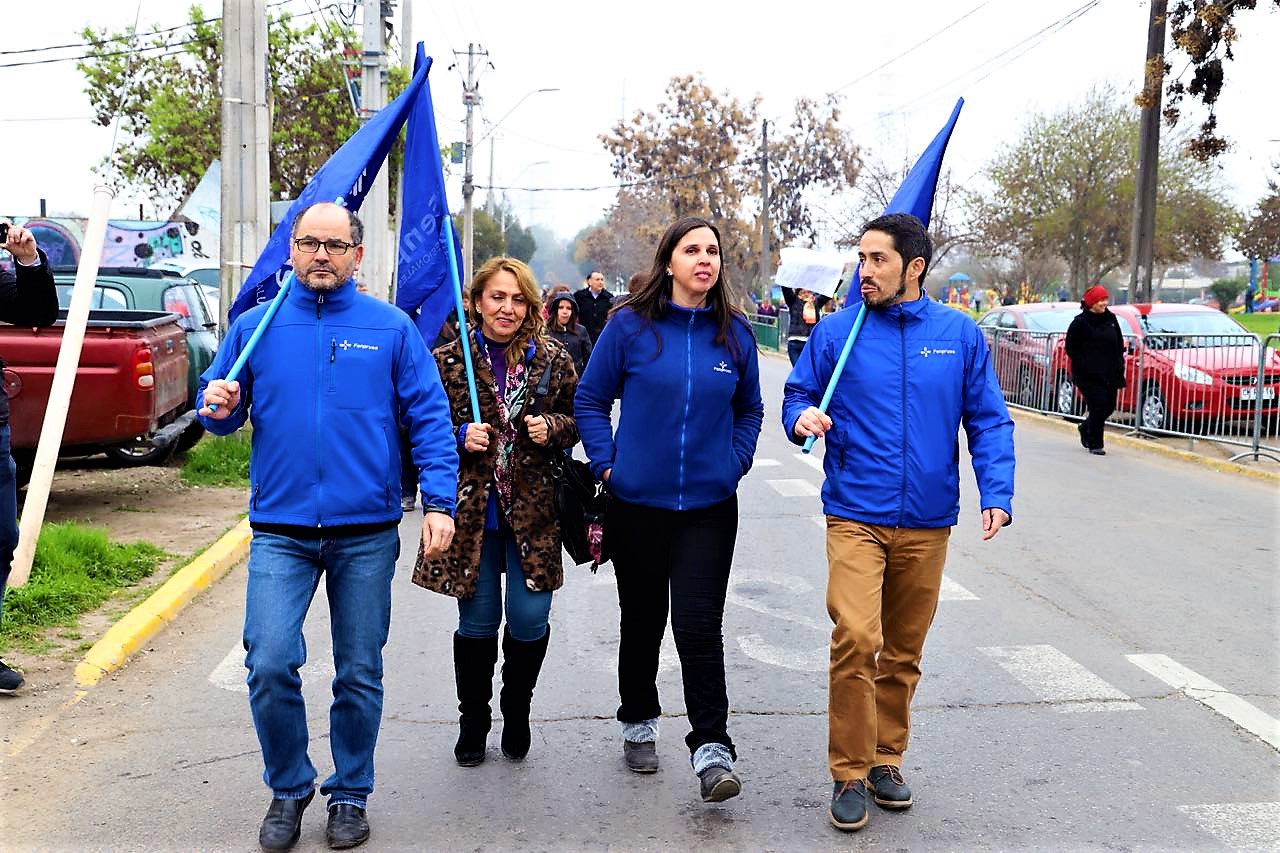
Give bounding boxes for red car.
[977,303,1078,409]
[1052,304,1279,431]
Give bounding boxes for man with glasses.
[198,202,458,851]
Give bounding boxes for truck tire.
[104,438,176,467]
[175,422,205,454]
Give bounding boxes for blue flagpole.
[802,303,867,454]
[442,218,481,422]
[208,271,295,412]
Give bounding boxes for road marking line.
[751,458,782,467]
[809,515,826,529]
[736,634,826,672]
[1127,654,1280,750]
[939,576,979,601]
[726,572,829,633]
[1178,802,1280,850]
[767,478,820,497]
[979,645,1143,712]
[793,452,825,473]
[209,642,336,694]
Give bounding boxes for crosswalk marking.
[1127,654,1280,750]
[939,576,979,601]
[809,515,826,529]
[1178,802,1280,851]
[209,643,335,693]
[751,458,782,467]
[979,645,1143,712]
[794,452,825,473]
[767,478,820,497]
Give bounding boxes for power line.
[480,161,753,194]
[0,38,204,69]
[828,0,994,95]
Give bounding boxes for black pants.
[1077,377,1117,449]
[398,425,418,499]
[609,494,739,759]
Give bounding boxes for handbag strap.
[526,358,554,418]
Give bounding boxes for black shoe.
[0,660,24,694]
[453,632,499,766]
[829,780,869,832]
[499,626,550,760]
[623,740,659,773]
[868,764,913,809]
[1089,447,1106,455]
[698,766,742,803]
[258,789,314,852]
[325,804,369,849]
[1077,423,1089,448]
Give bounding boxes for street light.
[463,87,559,282]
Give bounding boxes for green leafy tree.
[1237,179,1280,260]
[972,87,1237,298]
[76,7,403,213]
[455,203,537,268]
[1209,276,1245,313]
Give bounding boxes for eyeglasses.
[293,237,357,255]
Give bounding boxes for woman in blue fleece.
[575,216,764,803]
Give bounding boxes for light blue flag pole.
[803,98,965,453]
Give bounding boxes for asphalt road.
[2,352,1277,852]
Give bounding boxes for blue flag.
[227,45,436,325]
[843,98,964,307]
[395,43,464,342]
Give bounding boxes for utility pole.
[1128,0,1167,305]
[393,0,412,290]
[759,119,770,295]
[219,0,270,333]
[459,43,485,286]
[361,0,391,301]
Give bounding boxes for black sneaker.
[868,764,913,809]
[623,740,658,773]
[0,660,24,694]
[698,765,741,803]
[829,780,869,831]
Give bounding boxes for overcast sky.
[3,0,1278,246]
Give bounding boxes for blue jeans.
[457,528,552,642]
[0,424,19,628]
[787,338,808,366]
[243,527,400,808]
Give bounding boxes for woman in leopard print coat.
[412,257,578,769]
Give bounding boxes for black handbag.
[527,360,610,569]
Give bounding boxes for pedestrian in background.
[198,203,459,851]
[575,216,763,803]
[574,270,613,343]
[546,291,593,375]
[783,213,1014,834]
[0,222,60,695]
[1065,285,1126,456]
[413,257,579,768]
[781,286,830,365]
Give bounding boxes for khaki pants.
[826,518,951,782]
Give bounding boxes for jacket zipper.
[316,292,325,528]
[897,311,907,528]
[678,311,695,510]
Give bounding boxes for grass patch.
[181,430,252,487]
[0,522,167,653]
[1236,313,1280,337]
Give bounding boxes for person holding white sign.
[782,286,830,365]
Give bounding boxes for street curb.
[1011,409,1280,484]
[74,518,252,687]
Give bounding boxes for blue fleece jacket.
[197,280,458,526]
[574,304,763,511]
[781,293,1015,528]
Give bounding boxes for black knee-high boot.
[454,632,499,766]
[499,626,551,760]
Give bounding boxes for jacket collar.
[869,289,930,323]
[288,277,357,309]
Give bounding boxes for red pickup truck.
[0,308,191,479]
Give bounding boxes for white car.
[152,257,220,315]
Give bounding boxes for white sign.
[774,246,854,298]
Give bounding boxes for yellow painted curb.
[75,518,252,687]
[1012,410,1280,484]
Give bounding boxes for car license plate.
[1240,386,1276,401]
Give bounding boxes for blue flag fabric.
[843,97,964,308]
[227,46,435,325]
[395,43,464,343]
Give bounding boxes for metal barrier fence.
[983,327,1280,462]
[749,312,783,352]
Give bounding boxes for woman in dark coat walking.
[1065,285,1126,455]
[546,292,592,376]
